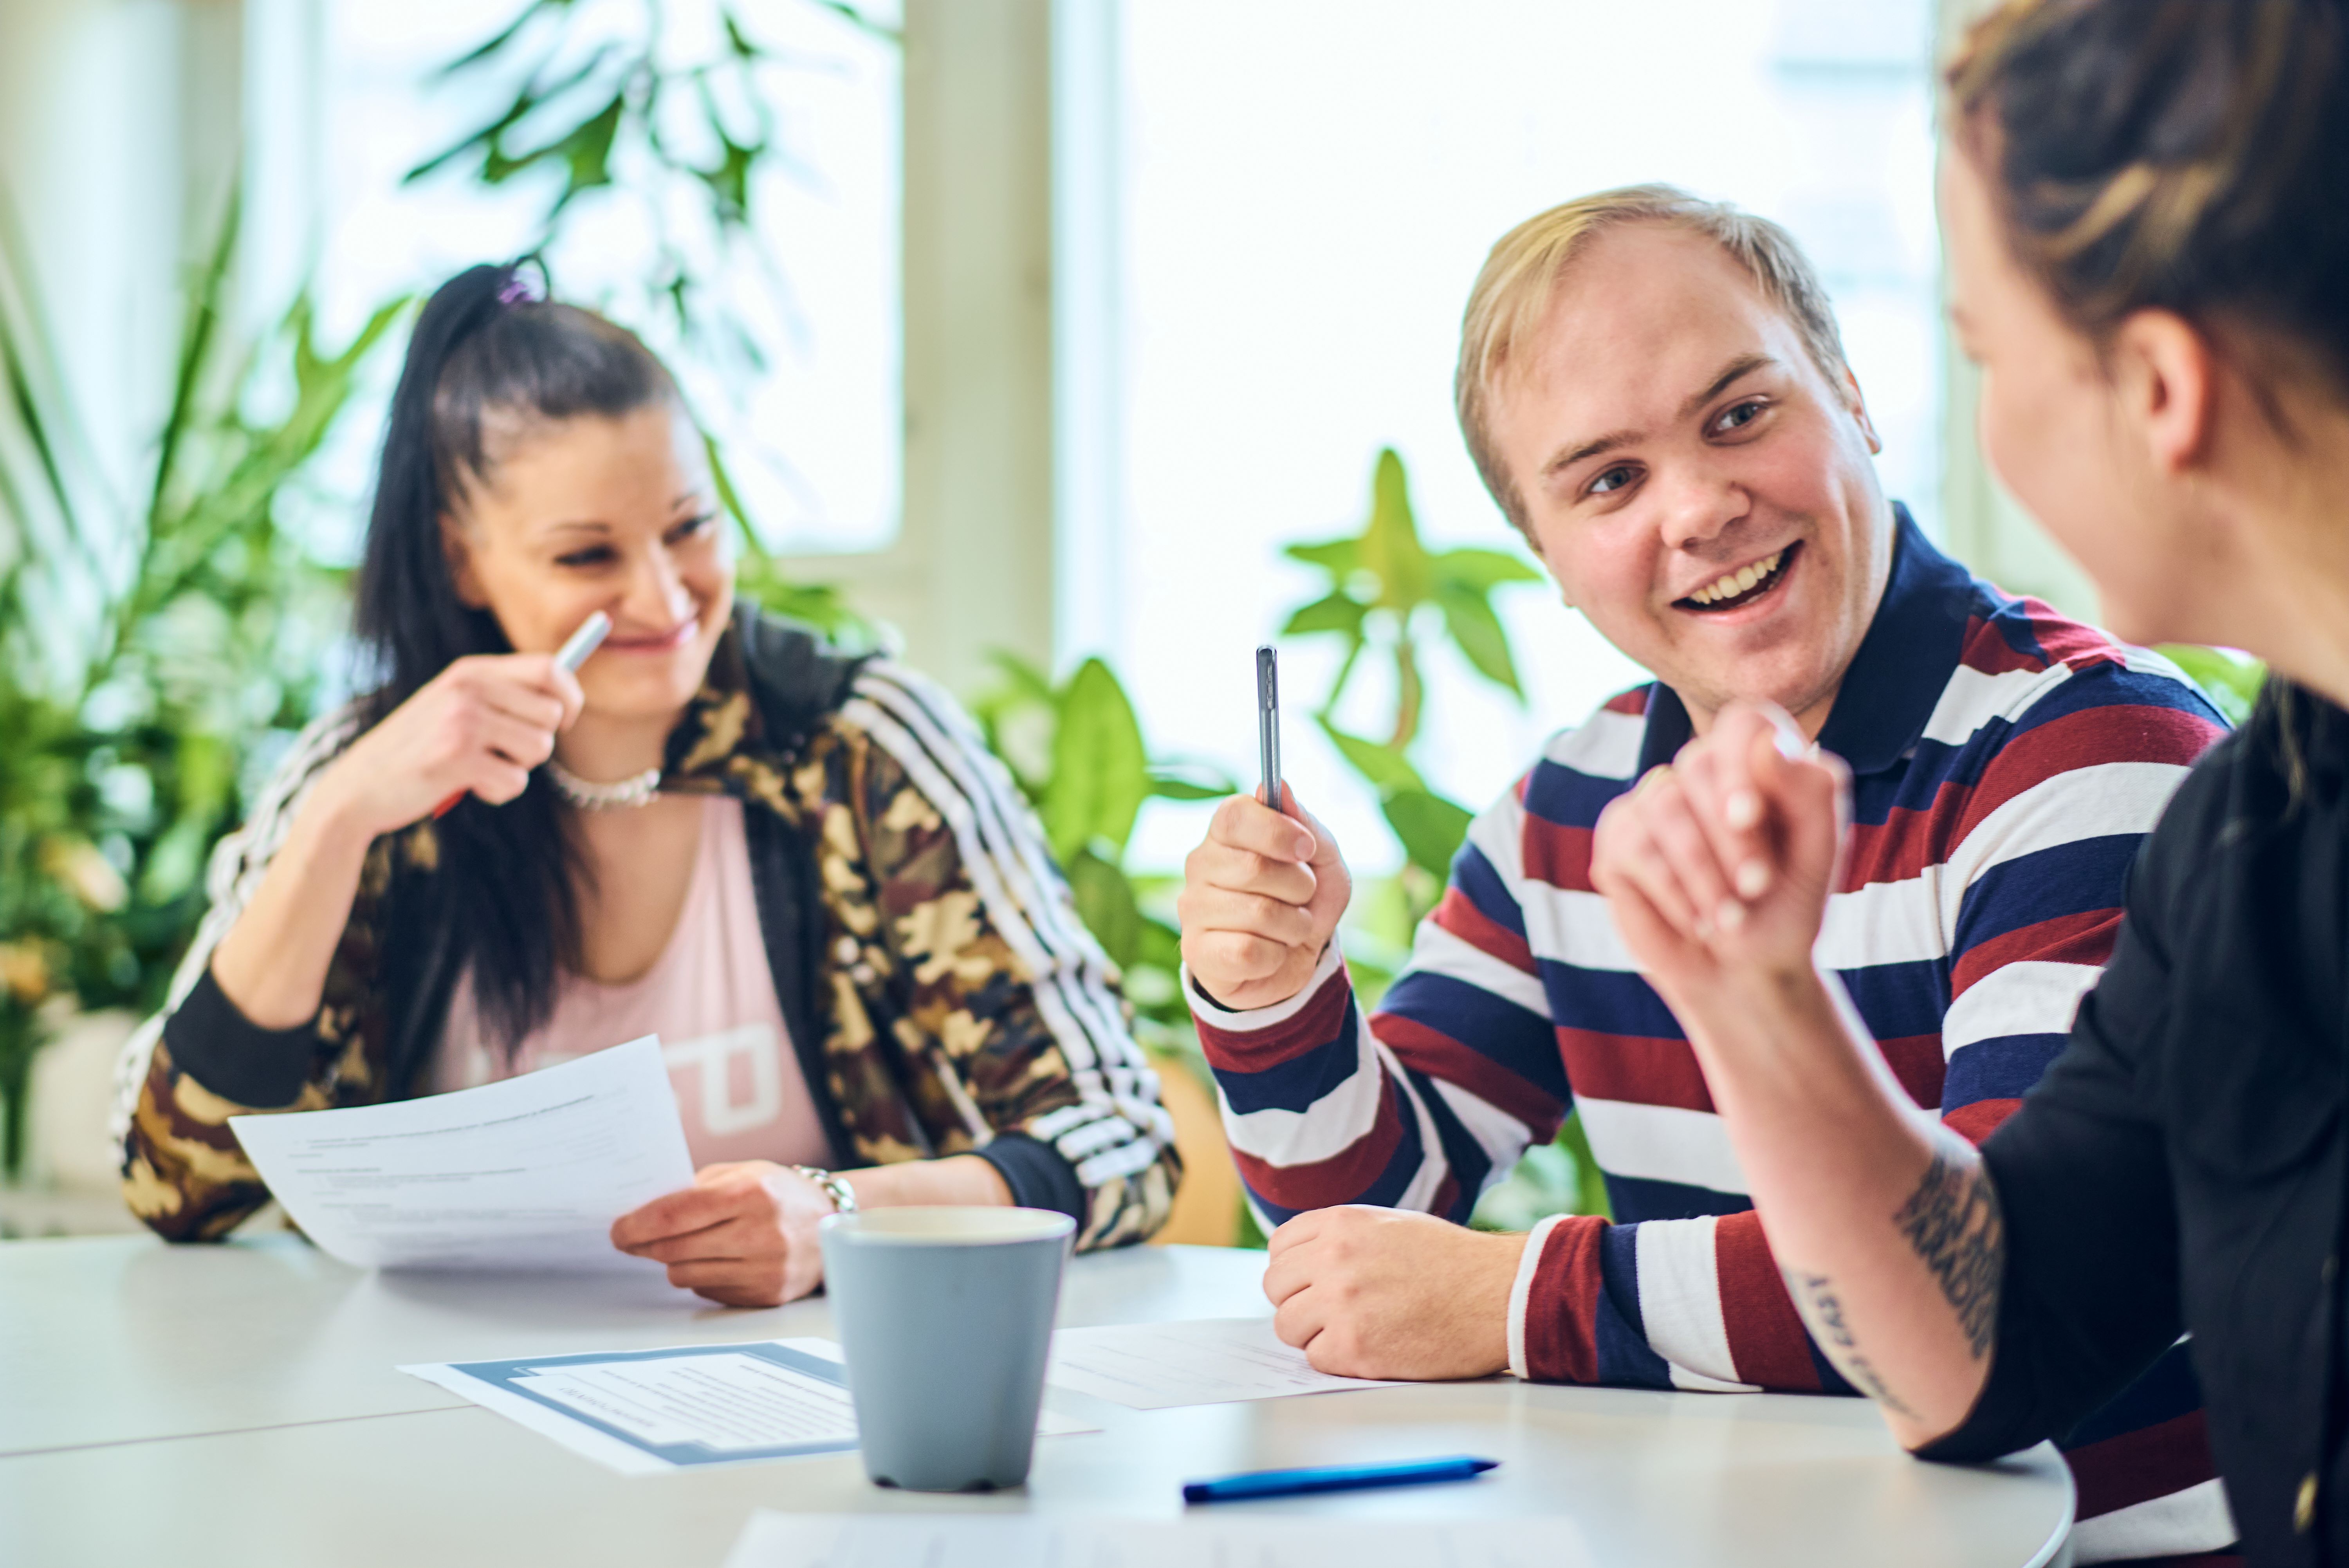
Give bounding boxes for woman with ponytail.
[1581,2,2349,1562]
[111,265,1180,1301]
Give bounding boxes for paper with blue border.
[401,1337,1096,1476]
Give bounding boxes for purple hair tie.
[497,272,538,307]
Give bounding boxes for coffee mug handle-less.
[819,1206,1076,1492]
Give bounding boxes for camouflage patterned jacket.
[110,605,1180,1251]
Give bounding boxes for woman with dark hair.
[111,265,1180,1303]
[1584,1,2349,1563]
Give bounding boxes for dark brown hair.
[1947,0,2349,407]
[354,264,678,1054]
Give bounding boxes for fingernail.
[1295,836,1315,859]
[1736,861,1770,899]
[1716,899,1746,931]
[1726,790,1761,829]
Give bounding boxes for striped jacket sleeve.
[112,705,373,1238]
[1510,654,2228,1404]
[1187,773,1564,1230]
[842,663,1180,1250]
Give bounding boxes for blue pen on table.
[1182,1455,1499,1505]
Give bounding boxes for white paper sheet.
[724,1512,1591,1568]
[1047,1317,1405,1409]
[229,1034,693,1272]
[514,1353,858,1449]
[401,1337,1098,1476]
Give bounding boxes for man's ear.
[1839,366,1882,456]
[440,513,490,609]
[2109,309,2214,476]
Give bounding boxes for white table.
[0,1235,2072,1568]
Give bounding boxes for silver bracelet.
[789,1164,859,1215]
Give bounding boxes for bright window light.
[259,0,901,562]
[1115,0,1938,873]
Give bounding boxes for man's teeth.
[1688,550,1785,606]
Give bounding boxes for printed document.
[229,1035,693,1272]
[724,1512,1591,1568]
[402,1338,1097,1476]
[1048,1317,1404,1409]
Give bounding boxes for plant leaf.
[1432,580,1523,698]
[1434,545,1543,591]
[1064,847,1142,970]
[1316,717,1425,795]
[810,1,904,43]
[1281,591,1368,639]
[1282,537,1359,575]
[1359,447,1434,610]
[433,0,564,79]
[2156,644,2264,727]
[1557,1109,1613,1220]
[1146,761,1236,801]
[983,650,1058,707]
[554,92,627,208]
[1381,787,1474,881]
[1043,658,1151,865]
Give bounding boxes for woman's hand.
[610,1161,838,1307]
[209,652,584,1031]
[318,653,585,838]
[1177,786,1353,1010]
[1589,703,1849,1014]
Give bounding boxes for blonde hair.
[1454,184,1850,533]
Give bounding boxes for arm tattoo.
[1781,1268,1922,1420]
[1893,1146,2004,1360]
[1777,1148,2004,1419]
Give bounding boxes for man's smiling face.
[1486,222,1894,734]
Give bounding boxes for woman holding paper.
[112,265,1180,1304]
[1588,1,2349,1559]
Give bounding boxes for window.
[249,0,902,560]
[1113,0,1939,870]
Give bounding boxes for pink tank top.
[431,795,834,1172]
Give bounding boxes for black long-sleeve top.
[1921,685,2349,1567]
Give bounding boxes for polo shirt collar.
[1635,505,1967,778]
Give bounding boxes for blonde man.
[1176,187,2234,1563]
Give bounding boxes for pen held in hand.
[430,608,612,820]
[1183,1455,1499,1505]
[1256,644,1285,818]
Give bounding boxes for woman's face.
[1940,144,2206,645]
[444,402,733,725]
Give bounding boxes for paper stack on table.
[725,1512,1589,1568]
[402,1338,1096,1476]
[1047,1317,1405,1408]
[229,1035,692,1272]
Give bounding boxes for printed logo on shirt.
[663,1024,785,1136]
